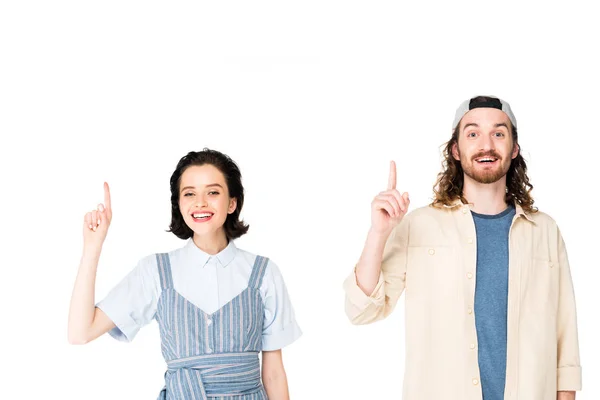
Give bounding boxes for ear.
[511,142,520,159]
[451,142,460,161]
[228,198,237,214]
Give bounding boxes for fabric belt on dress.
[158,352,262,399]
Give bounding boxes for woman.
[68,149,302,399]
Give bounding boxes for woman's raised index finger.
[103,182,111,210]
[387,161,397,190]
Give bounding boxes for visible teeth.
[193,213,212,218]
[478,158,495,162]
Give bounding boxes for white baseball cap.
[452,96,517,130]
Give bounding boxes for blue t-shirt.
[472,205,516,400]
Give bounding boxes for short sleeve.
[259,259,302,351]
[96,254,160,343]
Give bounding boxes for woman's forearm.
[262,350,290,399]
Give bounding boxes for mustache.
[472,151,501,161]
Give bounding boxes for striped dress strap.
[248,255,269,290]
[155,253,174,291]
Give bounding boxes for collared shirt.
[97,239,302,351]
[343,200,582,400]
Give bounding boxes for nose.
[195,194,208,208]
[478,134,495,152]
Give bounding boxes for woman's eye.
[468,132,477,137]
[184,192,194,197]
[208,191,220,195]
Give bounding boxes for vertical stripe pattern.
[155,254,269,400]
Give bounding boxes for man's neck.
[462,175,509,215]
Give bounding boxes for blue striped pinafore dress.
[154,252,269,400]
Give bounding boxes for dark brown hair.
[168,148,249,240]
[432,98,537,213]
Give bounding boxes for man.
[343,96,582,399]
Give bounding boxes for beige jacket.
[344,201,582,399]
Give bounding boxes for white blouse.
[96,239,302,351]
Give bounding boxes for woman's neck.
[192,230,229,255]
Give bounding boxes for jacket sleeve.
[343,217,409,325]
[555,226,582,391]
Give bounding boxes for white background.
[1,1,599,399]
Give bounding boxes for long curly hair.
[431,123,537,214]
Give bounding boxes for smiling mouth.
[191,212,214,222]
[475,156,499,164]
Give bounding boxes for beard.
[459,149,511,184]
